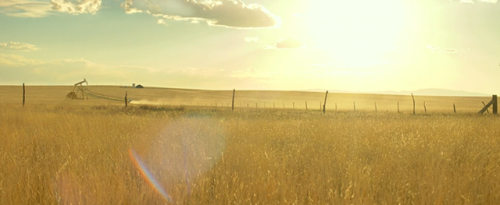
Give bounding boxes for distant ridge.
[378,88,489,97]
[306,88,489,97]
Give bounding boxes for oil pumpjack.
[66,78,88,99]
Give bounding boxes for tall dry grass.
[1,104,500,204]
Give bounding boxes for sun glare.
[304,0,411,63]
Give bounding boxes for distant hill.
[379,88,489,97]
[306,88,489,97]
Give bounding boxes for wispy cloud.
[244,37,260,43]
[0,54,43,66]
[0,0,52,17]
[0,54,162,83]
[459,0,475,4]
[265,38,304,49]
[427,45,440,50]
[276,38,304,49]
[0,54,381,90]
[50,0,102,15]
[122,0,280,29]
[0,53,269,81]
[453,0,497,3]
[426,45,458,53]
[157,19,167,26]
[440,49,457,53]
[0,54,277,85]
[0,0,102,17]
[0,42,40,51]
[311,60,396,69]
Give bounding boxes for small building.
[132,83,136,88]
[135,84,144,88]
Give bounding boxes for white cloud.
[0,54,43,66]
[453,0,497,3]
[122,0,280,29]
[0,54,282,90]
[50,0,102,15]
[244,37,259,42]
[459,0,475,4]
[262,45,276,49]
[0,54,378,90]
[440,49,457,53]
[0,0,52,17]
[0,42,40,51]
[427,44,458,53]
[0,54,164,84]
[0,54,244,79]
[0,0,102,17]
[427,45,440,50]
[265,38,304,49]
[276,38,304,49]
[0,54,271,83]
[157,19,167,25]
[311,60,396,68]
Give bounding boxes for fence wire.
[81,86,123,102]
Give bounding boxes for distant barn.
[135,84,144,88]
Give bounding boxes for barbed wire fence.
[76,87,497,114]
[13,84,496,114]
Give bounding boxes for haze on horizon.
[1,0,499,94]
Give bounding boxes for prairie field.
[1,86,499,204]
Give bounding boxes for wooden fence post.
[479,100,494,114]
[453,103,456,113]
[493,95,498,114]
[397,102,399,113]
[375,102,377,112]
[124,91,128,108]
[305,101,308,110]
[411,93,415,115]
[482,101,490,113]
[232,89,235,111]
[353,102,356,111]
[424,102,427,113]
[22,83,25,107]
[323,91,328,114]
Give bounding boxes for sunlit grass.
[1,103,500,204]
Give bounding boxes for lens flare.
[155,117,226,184]
[129,149,172,202]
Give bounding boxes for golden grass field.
[1,85,499,204]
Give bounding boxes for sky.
[1,0,499,93]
